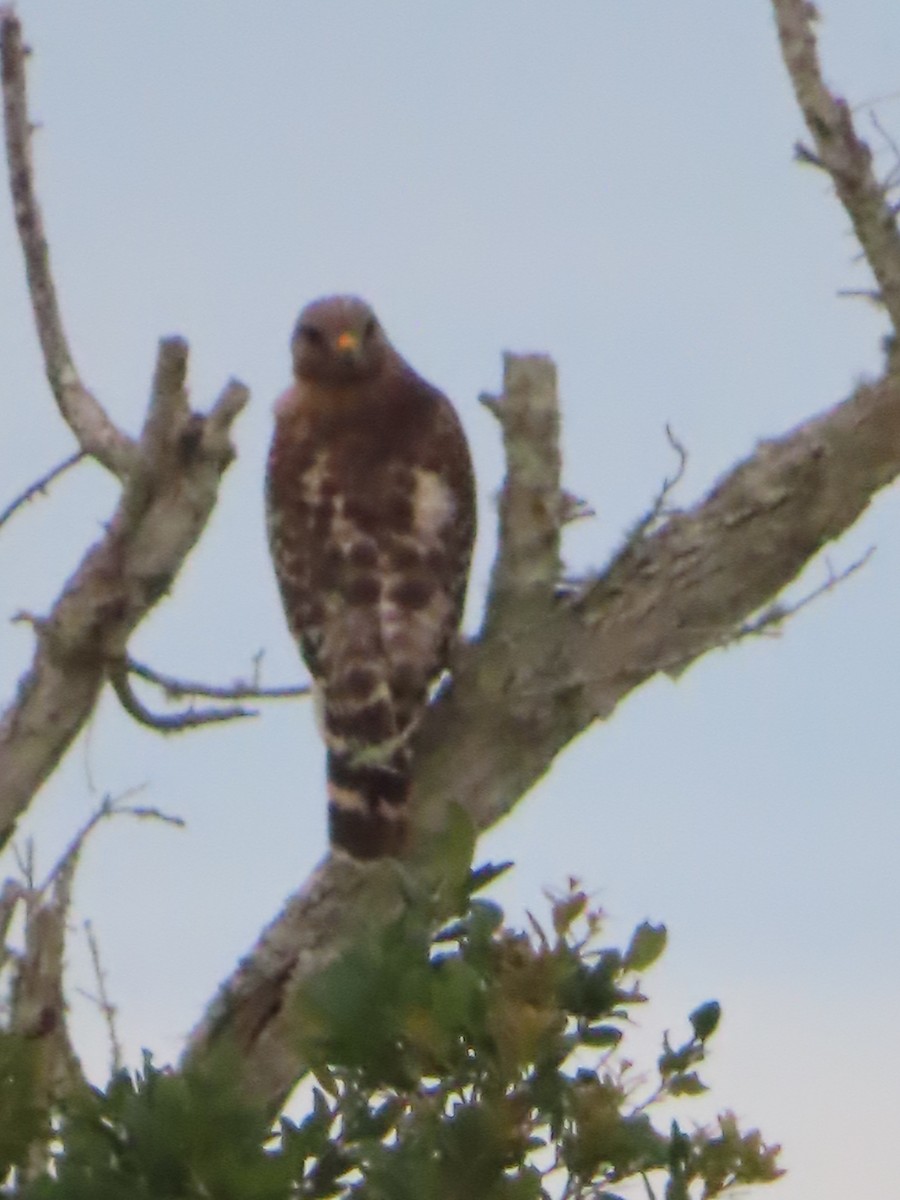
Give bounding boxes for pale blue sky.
[1,3,898,1197]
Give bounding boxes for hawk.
[266,296,476,859]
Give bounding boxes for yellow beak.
[335,330,358,353]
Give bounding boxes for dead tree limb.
[1,11,136,475]
[0,12,249,848]
[0,451,86,532]
[773,0,900,329]
[109,661,260,733]
[184,353,900,1109]
[184,6,900,1107]
[125,655,310,703]
[0,344,247,849]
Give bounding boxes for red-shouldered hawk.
[266,296,476,859]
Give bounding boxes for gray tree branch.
[184,5,900,1110]
[8,849,87,1181]
[0,11,137,476]
[185,364,900,1108]
[109,659,260,732]
[0,341,248,850]
[482,354,563,622]
[773,0,900,328]
[1,9,248,847]
[1,791,181,1174]
[124,654,310,703]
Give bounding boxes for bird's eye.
[363,317,378,339]
[299,324,324,346]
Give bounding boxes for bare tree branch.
[9,847,88,1180]
[481,354,563,626]
[0,11,137,476]
[415,376,900,839]
[836,288,883,306]
[125,655,310,702]
[0,786,175,1172]
[773,0,900,331]
[733,546,874,641]
[78,919,123,1076]
[0,344,248,851]
[0,450,86,532]
[184,342,900,1110]
[37,788,184,895]
[109,660,260,733]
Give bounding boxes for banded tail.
[326,745,412,859]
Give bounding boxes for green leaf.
[581,1023,623,1048]
[667,1071,708,1096]
[689,1000,721,1042]
[657,1032,702,1078]
[468,859,515,895]
[279,1089,334,1169]
[497,1168,546,1199]
[561,946,633,1021]
[551,890,589,938]
[623,921,667,972]
[431,954,484,1033]
[432,918,467,944]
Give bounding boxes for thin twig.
[557,425,689,606]
[559,491,596,526]
[735,547,875,640]
[39,786,184,894]
[773,0,900,331]
[109,660,259,733]
[125,655,310,702]
[619,424,688,542]
[0,449,86,532]
[836,288,883,307]
[793,141,824,169]
[79,919,123,1075]
[640,1171,658,1200]
[13,836,35,889]
[662,422,688,491]
[870,112,900,192]
[0,11,136,475]
[853,89,900,114]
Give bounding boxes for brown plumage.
[265,296,476,858]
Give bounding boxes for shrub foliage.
[1,870,782,1199]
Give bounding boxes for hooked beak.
[335,330,360,358]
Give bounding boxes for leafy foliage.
[1,873,782,1199]
[3,1050,290,1200]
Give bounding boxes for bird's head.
[291,295,391,384]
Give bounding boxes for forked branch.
[186,8,900,1108]
[0,13,249,849]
